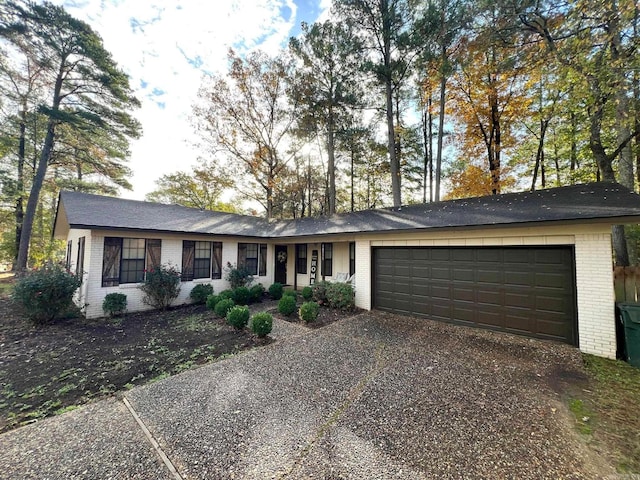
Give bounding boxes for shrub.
[214,298,235,318]
[13,263,82,324]
[250,312,273,337]
[268,282,283,300]
[326,282,355,310]
[249,284,265,303]
[226,305,250,330]
[139,264,181,310]
[224,262,253,289]
[278,295,297,316]
[301,286,313,301]
[217,289,234,300]
[299,301,319,323]
[312,281,330,304]
[232,286,251,305]
[283,289,297,299]
[102,293,127,317]
[206,294,219,311]
[189,284,213,305]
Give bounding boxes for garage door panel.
[373,247,576,345]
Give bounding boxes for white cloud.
[51,0,315,200]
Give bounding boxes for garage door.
[373,247,577,345]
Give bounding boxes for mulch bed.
[0,295,350,433]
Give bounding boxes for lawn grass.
[577,354,640,473]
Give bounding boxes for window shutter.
[146,239,162,270]
[259,244,267,276]
[102,238,122,287]
[212,242,222,279]
[182,241,195,282]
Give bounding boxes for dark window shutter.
[259,244,267,276]
[182,241,195,282]
[102,237,122,287]
[212,242,222,279]
[146,239,162,270]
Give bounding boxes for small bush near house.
[102,293,127,317]
[268,282,283,300]
[299,301,319,323]
[206,294,219,311]
[214,298,235,318]
[13,263,82,324]
[283,289,297,299]
[249,284,265,303]
[224,262,253,289]
[189,284,213,305]
[312,281,330,304]
[250,312,273,337]
[278,295,297,316]
[301,286,313,301]
[139,264,181,310]
[226,305,250,330]
[326,282,355,310]
[217,289,234,301]
[232,286,251,305]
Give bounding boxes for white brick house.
[53,182,640,359]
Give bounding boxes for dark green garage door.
[373,247,577,345]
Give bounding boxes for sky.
[51,0,331,200]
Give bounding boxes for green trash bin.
[617,302,640,368]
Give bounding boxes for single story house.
[53,182,640,359]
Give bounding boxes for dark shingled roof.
[55,182,640,240]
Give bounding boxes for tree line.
[0,0,638,268]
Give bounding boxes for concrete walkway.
[0,313,614,479]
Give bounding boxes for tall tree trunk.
[14,105,26,269]
[422,104,429,204]
[570,111,577,183]
[350,142,355,212]
[435,54,447,202]
[489,93,501,195]
[327,108,336,214]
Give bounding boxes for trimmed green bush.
[205,294,219,311]
[13,263,82,324]
[217,289,234,301]
[232,286,251,305]
[326,282,355,310]
[312,280,330,304]
[299,301,319,323]
[278,295,297,316]
[139,264,181,310]
[226,305,250,330]
[224,262,253,289]
[214,298,235,318]
[283,289,297,299]
[250,312,273,337]
[189,284,213,305]
[249,284,265,303]
[301,286,313,301]
[102,293,127,317]
[268,282,283,300]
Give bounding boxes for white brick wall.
[81,231,274,318]
[574,233,616,358]
[354,240,371,310]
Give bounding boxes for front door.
[274,245,288,285]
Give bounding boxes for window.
[322,243,333,277]
[101,237,161,287]
[182,241,222,281]
[65,241,72,270]
[296,244,307,274]
[121,238,146,283]
[77,237,85,278]
[238,243,268,276]
[349,242,356,277]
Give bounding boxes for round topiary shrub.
[232,286,251,305]
[326,282,355,310]
[206,294,219,311]
[189,284,213,305]
[301,286,313,301]
[299,301,319,323]
[226,305,250,330]
[249,284,265,303]
[214,298,235,318]
[278,295,297,316]
[217,289,234,301]
[268,282,283,300]
[250,312,273,338]
[102,292,127,317]
[283,289,297,298]
[12,262,82,324]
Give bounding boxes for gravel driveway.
[0,311,613,479]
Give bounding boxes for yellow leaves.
[445,163,517,200]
